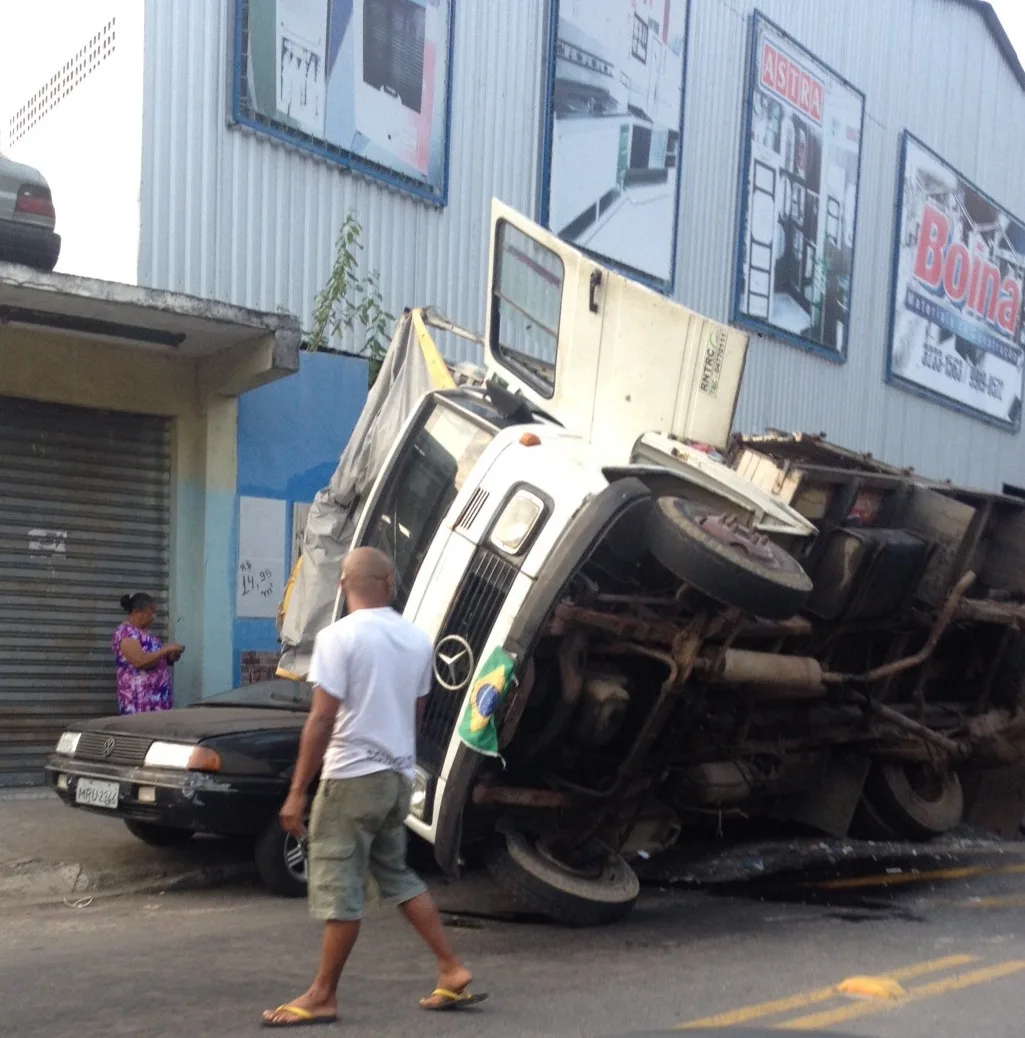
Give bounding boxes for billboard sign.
[541,0,688,287]
[233,0,454,204]
[887,133,1025,430]
[734,13,866,360]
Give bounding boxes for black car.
[46,680,311,896]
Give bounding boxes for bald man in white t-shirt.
[261,548,486,1028]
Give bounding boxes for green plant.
[308,211,393,385]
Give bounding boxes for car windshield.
[197,679,312,711]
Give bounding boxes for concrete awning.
[0,263,300,395]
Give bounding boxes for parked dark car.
[0,154,61,271]
[46,680,311,896]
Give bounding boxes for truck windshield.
[361,402,494,610]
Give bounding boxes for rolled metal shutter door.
[0,397,171,785]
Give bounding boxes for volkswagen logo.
[433,635,475,692]
[100,736,116,759]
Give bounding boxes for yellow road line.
[952,894,1025,909]
[778,960,1025,1031]
[676,954,977,1029]
[813,865,990,890]
[812,861,1025,891]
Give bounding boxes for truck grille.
[418,547,517,774]
[455,488,489,532]
[75,732,152,767]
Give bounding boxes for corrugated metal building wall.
[140,0,1025,491]
[139,0,547,348]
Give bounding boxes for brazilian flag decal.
[457,646,516,757]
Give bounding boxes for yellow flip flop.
[420,987,489,1011]
[261,1004,338,1028]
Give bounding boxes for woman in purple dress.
[111,593,185,714]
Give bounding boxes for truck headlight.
[490,489,545,555]
[410,767,429,820]
[55,731,80,756]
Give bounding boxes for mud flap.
[783,752,871,837]
[960,764,1025,838]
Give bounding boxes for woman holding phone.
[111,592,184,714]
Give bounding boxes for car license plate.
[75,778,120,810]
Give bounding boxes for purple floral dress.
[111,622,173,714]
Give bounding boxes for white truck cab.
[341,201,817,924]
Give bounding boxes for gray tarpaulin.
[276,312,436,679]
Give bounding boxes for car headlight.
[143,741,221,772]
[490,489,545,555]
[410,767,429,820]
[55,731,80,756]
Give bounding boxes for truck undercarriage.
[460,447,1025,924]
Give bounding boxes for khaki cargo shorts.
[307,770,427,922]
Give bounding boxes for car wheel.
[646,498,812,620]
[864,762,964,840]
[254,816,308,898]
[484,823,639,926]
[123,820,195,847]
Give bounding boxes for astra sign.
[760,42,824,124]
[888,134,1025,430]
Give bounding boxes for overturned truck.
[280,201,1025,925]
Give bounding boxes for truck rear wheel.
[484,824,639,926]
[863,762,964,840]
[647,498,812,620]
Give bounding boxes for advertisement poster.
[543,0,688,286]
[235,0,453,202]
[887,134,1025,430]
[735,13,865,358]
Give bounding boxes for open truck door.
[483,199,750,464]
[482,199,814,540]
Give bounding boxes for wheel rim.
[283,809,311,884]
[283,834,307,882]
[535,838,607,880]
[903,764,948,804]
[697,512,780,567]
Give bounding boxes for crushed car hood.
[79,707,306,741]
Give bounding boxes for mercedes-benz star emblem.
[433,635,475,692]
[100,736,116,759]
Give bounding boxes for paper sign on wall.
[237,496,287,619]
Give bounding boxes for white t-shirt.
[308,607,432,780]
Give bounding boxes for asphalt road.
[4,859,1025,1038]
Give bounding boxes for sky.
[1,1,1024,147]
[0,3,110,148]
[990,0,1025,66]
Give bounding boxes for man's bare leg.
[262,920,361,1025]
[399,891,474,1007]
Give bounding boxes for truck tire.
[864,762,964,840]
[646,498,812,620]
[485,825,639,926]
[123,820,194,847]
[254,816,308,898]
